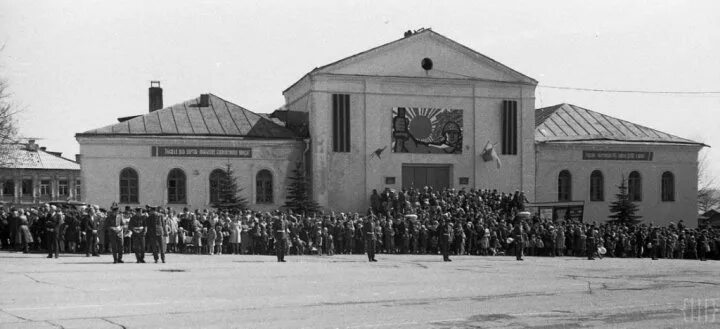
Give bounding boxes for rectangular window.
[40,180,51,196]
[58,179,68,197]
[2,180,14,196]
[332,94,351,152]
[385,177,396,185]
[75,179,81,201]
[459,177,469,185]
[21,179,33,196]
[501,100,518,155]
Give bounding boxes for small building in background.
[75,89,303,210]
[0,140,81,206]
[534,103,705,226]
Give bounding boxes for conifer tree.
[284,162,320,214]
[214,163,248,211]
[608,175,642,225]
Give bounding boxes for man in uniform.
[106,203,127,263]
[81,207,100,257]
[512,213,527,261]
[649,227,660,260]
[129,208,146,263]
[364,215,377,262]
[273,215,288,262]
[586,225,596,260]
[439,215,452,262]
[146,206,167,263]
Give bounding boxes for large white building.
[76,29,704,226]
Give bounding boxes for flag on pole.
[481,141,502,169]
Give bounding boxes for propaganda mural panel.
[391,107,463,154]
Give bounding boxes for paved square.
[0,252,718,328]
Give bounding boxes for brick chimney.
[75,154,81,164]
[149,81,163,112]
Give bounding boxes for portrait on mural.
[392,107,463,154]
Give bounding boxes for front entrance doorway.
[401,164,451,190]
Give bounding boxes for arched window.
[661,171,675,202]
[628,171,642,202]
[256,170,273,204]
[209,169,225,204]
[558,170,572,202]
[590,170,604,201]
[167,168,186,204]
[119,168,139,204]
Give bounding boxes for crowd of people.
[1,187,718,262]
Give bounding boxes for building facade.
[0,141,81,206]
[77,29,704,226]
[76,94,304,210]
[281,29,537,212]
[534,103,704,226]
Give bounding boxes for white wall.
[77,136,303,210]
[535,142,701,227]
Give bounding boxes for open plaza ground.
[0,252,718,328]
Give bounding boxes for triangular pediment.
[315,30,536,84]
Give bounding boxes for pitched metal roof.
[77,94,297,139]
[2,144,80,170]
[535,103,705,146]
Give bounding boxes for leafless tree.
[0,74,20,167]
[698,148,719,213]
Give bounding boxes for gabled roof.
[535,103,705,146]
[2,144,80,171]
[77,94,297,139]
[284,29,537,93]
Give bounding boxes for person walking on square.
[129,208,146,263]
[586,226,597,260]
[364,215,377,262]
[106,204,128,263]
[146,207,167,263]
[273,215,288,262]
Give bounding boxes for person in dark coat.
[129,208,146,263]
[146,207,167,263]
[512,219,525,261]
[273,215,288,262]
[81,207,100,257]
[45,206,63,258]
[364,215,377,262]
[439,216,452,262]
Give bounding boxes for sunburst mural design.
[392,107,463,154]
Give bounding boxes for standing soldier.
[129,208,146,263]
[146,207,167,263]
[586,225,596,260]
[273,215,287,262]
[512,217,525,260]
[106,203,127,263]
[649,227,660,260]
[439,216,452,262]
[364,215,377,262]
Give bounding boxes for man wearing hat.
[272,215,288,262]
[146,206,167,263]
[129,208,147,263]
[106,204,127,263]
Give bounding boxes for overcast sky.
[1,0,719,184]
